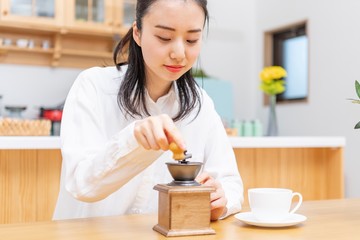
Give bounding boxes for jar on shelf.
[5,105,27,119]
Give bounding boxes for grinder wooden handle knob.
[169,142,185,160]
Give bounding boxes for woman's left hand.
[195,172,227,221]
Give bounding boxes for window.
[265,22,309,102]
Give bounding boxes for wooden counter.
[0,198,359,240]
[0,136,346,149]
[0,149,62,224]
[0,136,345,224]
[233,141,344,206]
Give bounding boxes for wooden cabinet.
[0,0,63,26]
[234,147,344,207]
[0,149,62,224]
[0,0,135,68]
[64,0,135,34]
[66,0,117,34]
[0,137,344,224]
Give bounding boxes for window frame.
[263,21,309,105]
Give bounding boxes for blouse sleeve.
[200,93,244,218]
[60,69,163,202]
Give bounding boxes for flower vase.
[267,95,278,136]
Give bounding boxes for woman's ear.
[132,21,141,47]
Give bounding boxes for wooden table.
[0,198,359,240]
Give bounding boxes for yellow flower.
[259,66,287,95]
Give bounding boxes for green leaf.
[192,68,209,78]
[356,80,360,99]
[355,121,360,129]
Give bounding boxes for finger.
[146,134,161,150]
[211,198,227,211]
[165,130,185,150]
[211,207,226,221]
[144,117,164,150]
[134,122,151,150]
[195,172,211,184]
[209,187,227,220]
[150,119,169,151]
[210,195,227,211]
[210,187,225,203]
[160,114,186,150]
[134,131,151,150]
[134,119,160,150]
[196,175,224,202]
[210,189,221,202]
[168,131,186,150]
[200,175,219,188]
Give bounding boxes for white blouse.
[53,66,243,220]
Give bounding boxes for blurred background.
[1,0,359,198]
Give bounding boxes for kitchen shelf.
[0,25,117,68]
[62,25,128,37]
[0,21,60,34]
[0,0,134,68]
[0,46,54,54]
[62,49,113,58]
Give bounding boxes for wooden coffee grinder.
[153,143,215,237]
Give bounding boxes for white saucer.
[234,212,307,227]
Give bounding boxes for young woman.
[53,0,243,221]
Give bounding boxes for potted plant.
[259,66,287,136]
[349,80,360,129]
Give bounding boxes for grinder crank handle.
[169,142,192,161]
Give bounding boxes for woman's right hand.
[134,114,186,151]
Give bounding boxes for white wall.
[202,0,257,120]
[205,0,359,197]
[254,0,360,197]
[256,0,360,197]
[0,64,82,118]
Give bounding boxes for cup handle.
[289,192,303,214]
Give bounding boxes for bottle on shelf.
[242,120,253,137]
[252,119,263,137]
[231,119,243,136]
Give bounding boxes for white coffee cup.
[248,188,303,222]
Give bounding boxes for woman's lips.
[165,65,184,73]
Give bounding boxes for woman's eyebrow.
[155,24,202,33]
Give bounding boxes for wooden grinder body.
[153,184,215,237]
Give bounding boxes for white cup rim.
[248,188,293,193]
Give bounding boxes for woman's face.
[133,0,205,88]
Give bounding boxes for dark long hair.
[113,0,209,121]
